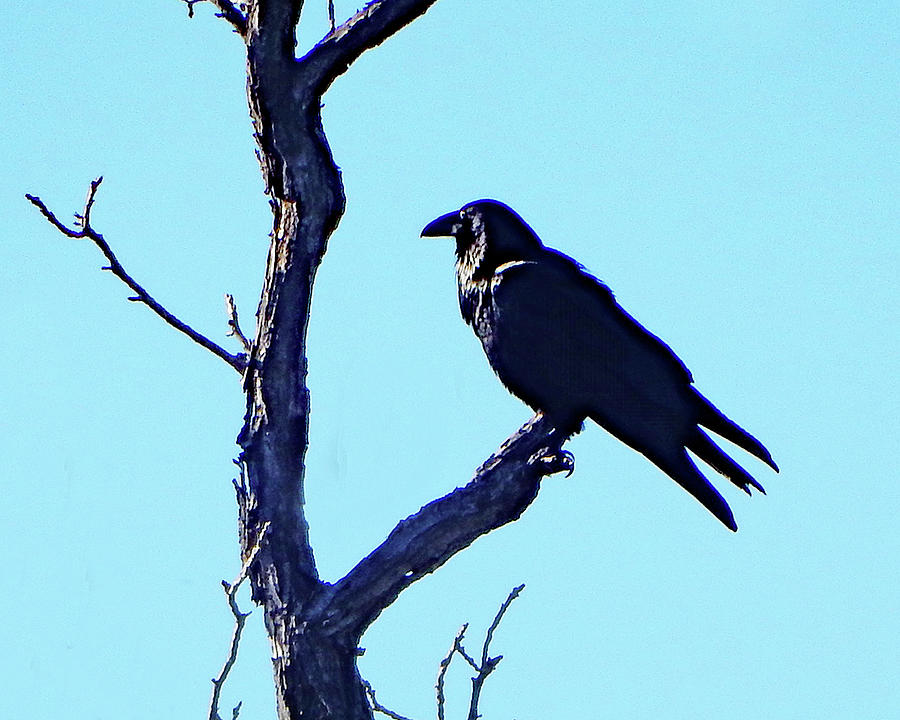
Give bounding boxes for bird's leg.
[527,419,578,478]
[529,448,575,477]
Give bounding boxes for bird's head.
[421,199,543,262]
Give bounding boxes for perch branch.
[182,0,248,34]
[25,178,247,373]
[313,414,570,639]
[209,523,271,720]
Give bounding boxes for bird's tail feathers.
[687,428,765,496]
[693,390,779,472]
[651,450,738,532]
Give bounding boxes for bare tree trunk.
[29,2,572,718]
[234,2,441,717]
[231,3,572,717]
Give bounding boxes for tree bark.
[233,3,446,717]
[229,2,567,718]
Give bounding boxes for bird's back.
[481,252,696,440]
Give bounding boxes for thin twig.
[467,584,525,720]
[224,293,252,353]
[433,586,525,720]
[181,0,248,35]
[235,521,270,587]
[361,678,416,720]
[328,0,336,32]
[481,584,524,670]
[25,178,247,373]
[209,523,271,720]
[436,623,468,720]
[453,632,479,672]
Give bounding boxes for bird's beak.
[421,211,459,238]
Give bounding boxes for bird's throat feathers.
[452,201,545,327]
[455,232,490,327]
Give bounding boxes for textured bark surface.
[229,2,566,718]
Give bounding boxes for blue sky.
[3,1,898,718]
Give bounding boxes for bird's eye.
[460,208,478,225]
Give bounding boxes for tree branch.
[467,584,524,720]
[361,679,416,720]
[182,0,248,35]
[209,523,270,720]
[453,629,480,672]
[313,415,570,639]
[224,293,253,353]
[25,178,248,373]
[436,623,467,720]
[364,585,525,720]
[435,586,525,720]
[303,0,442,95]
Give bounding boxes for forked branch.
[467,584,524,720]
[25,178,248,373]
[363,585,525,720]
[436,585,526,720]
[182,0,248,34]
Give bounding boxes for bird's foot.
[529,448,575,478]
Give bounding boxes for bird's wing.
[491,256,695,412]
[491,255,775,532]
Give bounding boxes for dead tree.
[27,2,572,718]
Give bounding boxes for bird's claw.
[558,450,575,477]
[530,448,575,477]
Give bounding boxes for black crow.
[422,199,778,531]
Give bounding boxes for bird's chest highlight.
[455,249,497,341]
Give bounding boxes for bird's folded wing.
[492,258,694,398]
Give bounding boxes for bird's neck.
[454,236,492,327]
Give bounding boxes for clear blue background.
[3,1,898,718]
